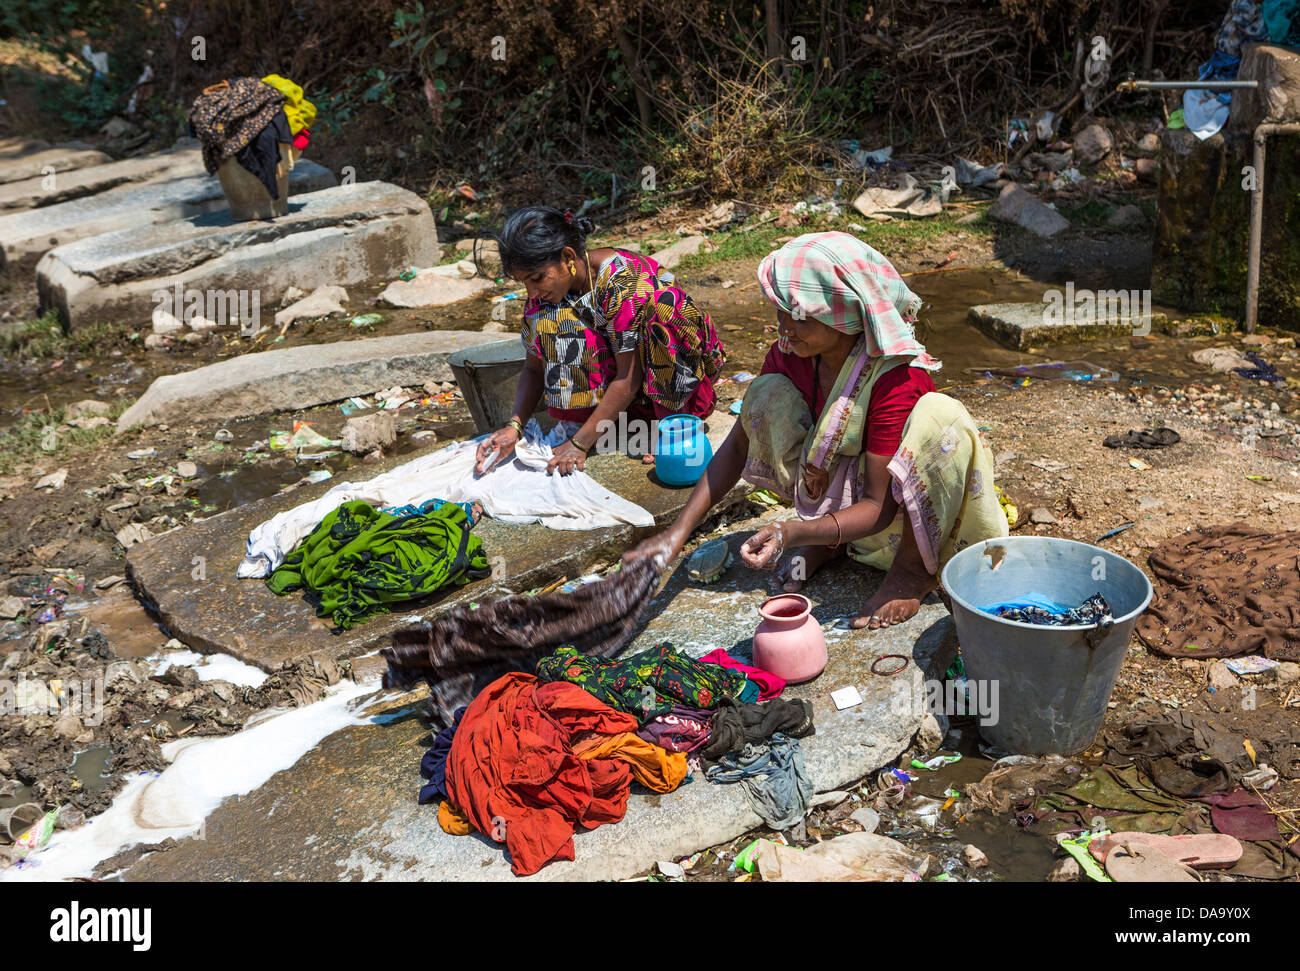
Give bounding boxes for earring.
[568,262,576,275]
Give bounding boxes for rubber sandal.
[1090,832,1242,869]
[1104,840,1202,882]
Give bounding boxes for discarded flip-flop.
[686,538,733,584]
[1104,840,1202,882]
[1102,427,1181,449]
[1090,832,1242,870]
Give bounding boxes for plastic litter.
[1224,655,1278,676]
[351,313,384,328]
[831,685,863,710]
[911,754,962,771]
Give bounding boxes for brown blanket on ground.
[381,557,661,726]
[1135,524,1300,660]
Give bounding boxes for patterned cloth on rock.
[534,642,749,724]
[1135,525,1300,660]
[266,500,489,630]
[520,250,724,420]
[741,368,1007,576]
[444,672,650,875]
[636,704,713,754]
[188,77,285,174]
[699,648,786,700]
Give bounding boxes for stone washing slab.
[968,300,1140,351]
[125,414,745,672]
[37,180,439,329]
[0,142,111,185]
[0,159,336,272]
[116,330,510,429]
[122,545,954,881]
[0,141,205,213]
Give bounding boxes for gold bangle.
[506,417,524,434]
[569,436,590,454]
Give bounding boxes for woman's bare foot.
[772,544,842,592]
[851,562,936,629]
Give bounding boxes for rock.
[362,449,385,464]
[0,143,111,189]
[274,285,349,332]
[1047,857,1082,882]
[66,399,110,419]
[1208,660,1239,692]
[14,679,57,716]
[962,844,989,868]
[66,415,109,430]
[341,413,397,454]
[143,333,170,350]
[849,807,881,833]
[650,235,716,270]
[1107,204,1144,228]
[52,710,83,740]
[188,315,218,333]
[115,523,155,548]
[1135,132,1160,154]
[176,461,198,479]
[280,286,306,307]
[34,469,68,490]
[1030,507,1058,524]
[454,238,502,274]
[810,790,850,809]
[0,596,25,619]
[36,180,430,330]
[914,711,947,754]
[1135,157,1157,183]
[1025,151,1074,173]
[152,309,185,336]
[481,320,509,333]
[378,268,494,308]
[987,184,1069,238]
[0,143,203,215]
[1274,662,1300,685]
[182,332,205,344]
[656,860,685,879]
[1073,124,1114,165]
[116,331,505,429]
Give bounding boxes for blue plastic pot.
[654,414,713,486]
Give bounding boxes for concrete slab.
[0,141,204,213]
[125,414,746,672]
[0,142,111,185]
[116,330,512,429]
[37,181,437,329]
[121,540,954,881]
[0,159,336,272]
[968,300,1139,350]
[0,137,51,157]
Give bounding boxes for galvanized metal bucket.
[940,536,1153,755]
[447,339,531,435]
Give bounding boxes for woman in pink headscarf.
[625,232,1007,629]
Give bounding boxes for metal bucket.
[447,339,534,435]
[940,536,1153,755]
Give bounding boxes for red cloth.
[758,342,934,456]
[292,127,310,150]
[698,648,785,700]
[444,672,640,875]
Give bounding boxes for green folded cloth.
[268,499,489,629]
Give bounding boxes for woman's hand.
[621,529,683,569]
[546,439,587,476]
[739,521,792,571]
[475,426,519,475]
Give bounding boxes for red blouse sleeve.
[865,365,935,456]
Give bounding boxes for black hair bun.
[573,215,596,236]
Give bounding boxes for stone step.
[37,180,438,329]
[968,297,1147,350]
[0,141,111,185]
[0,159,336,272]
[124,413,746,673]
[0,140,205,213]
[116,330,510,429]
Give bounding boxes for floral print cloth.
[534,642,749,725]
[188,77,286,175]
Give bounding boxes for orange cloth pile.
[444,672,687,875]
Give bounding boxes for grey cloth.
[705,732,812,830]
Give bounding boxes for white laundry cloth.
[1183,88,1230,140]
[237,421,654,578]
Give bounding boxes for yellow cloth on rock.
[438,800,473,835]
[261,74,316,134]
[570,731,689,793]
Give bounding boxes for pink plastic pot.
[753,593,827,684]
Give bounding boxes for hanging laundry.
[261,73,317,133]
[706,733,813,830]
[698,648,786,700]
[188,77,285,175]
[444,672,642,876]
[382,556,662,727]
[238,427,653,578]
[267,500,489,629]
[1136,524,1300,660]
[534,642,750,724]
[235,109,291,200]
[982,592,1112,627]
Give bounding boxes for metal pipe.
[1116,79,1259,91]
[1246,122,1300,333]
